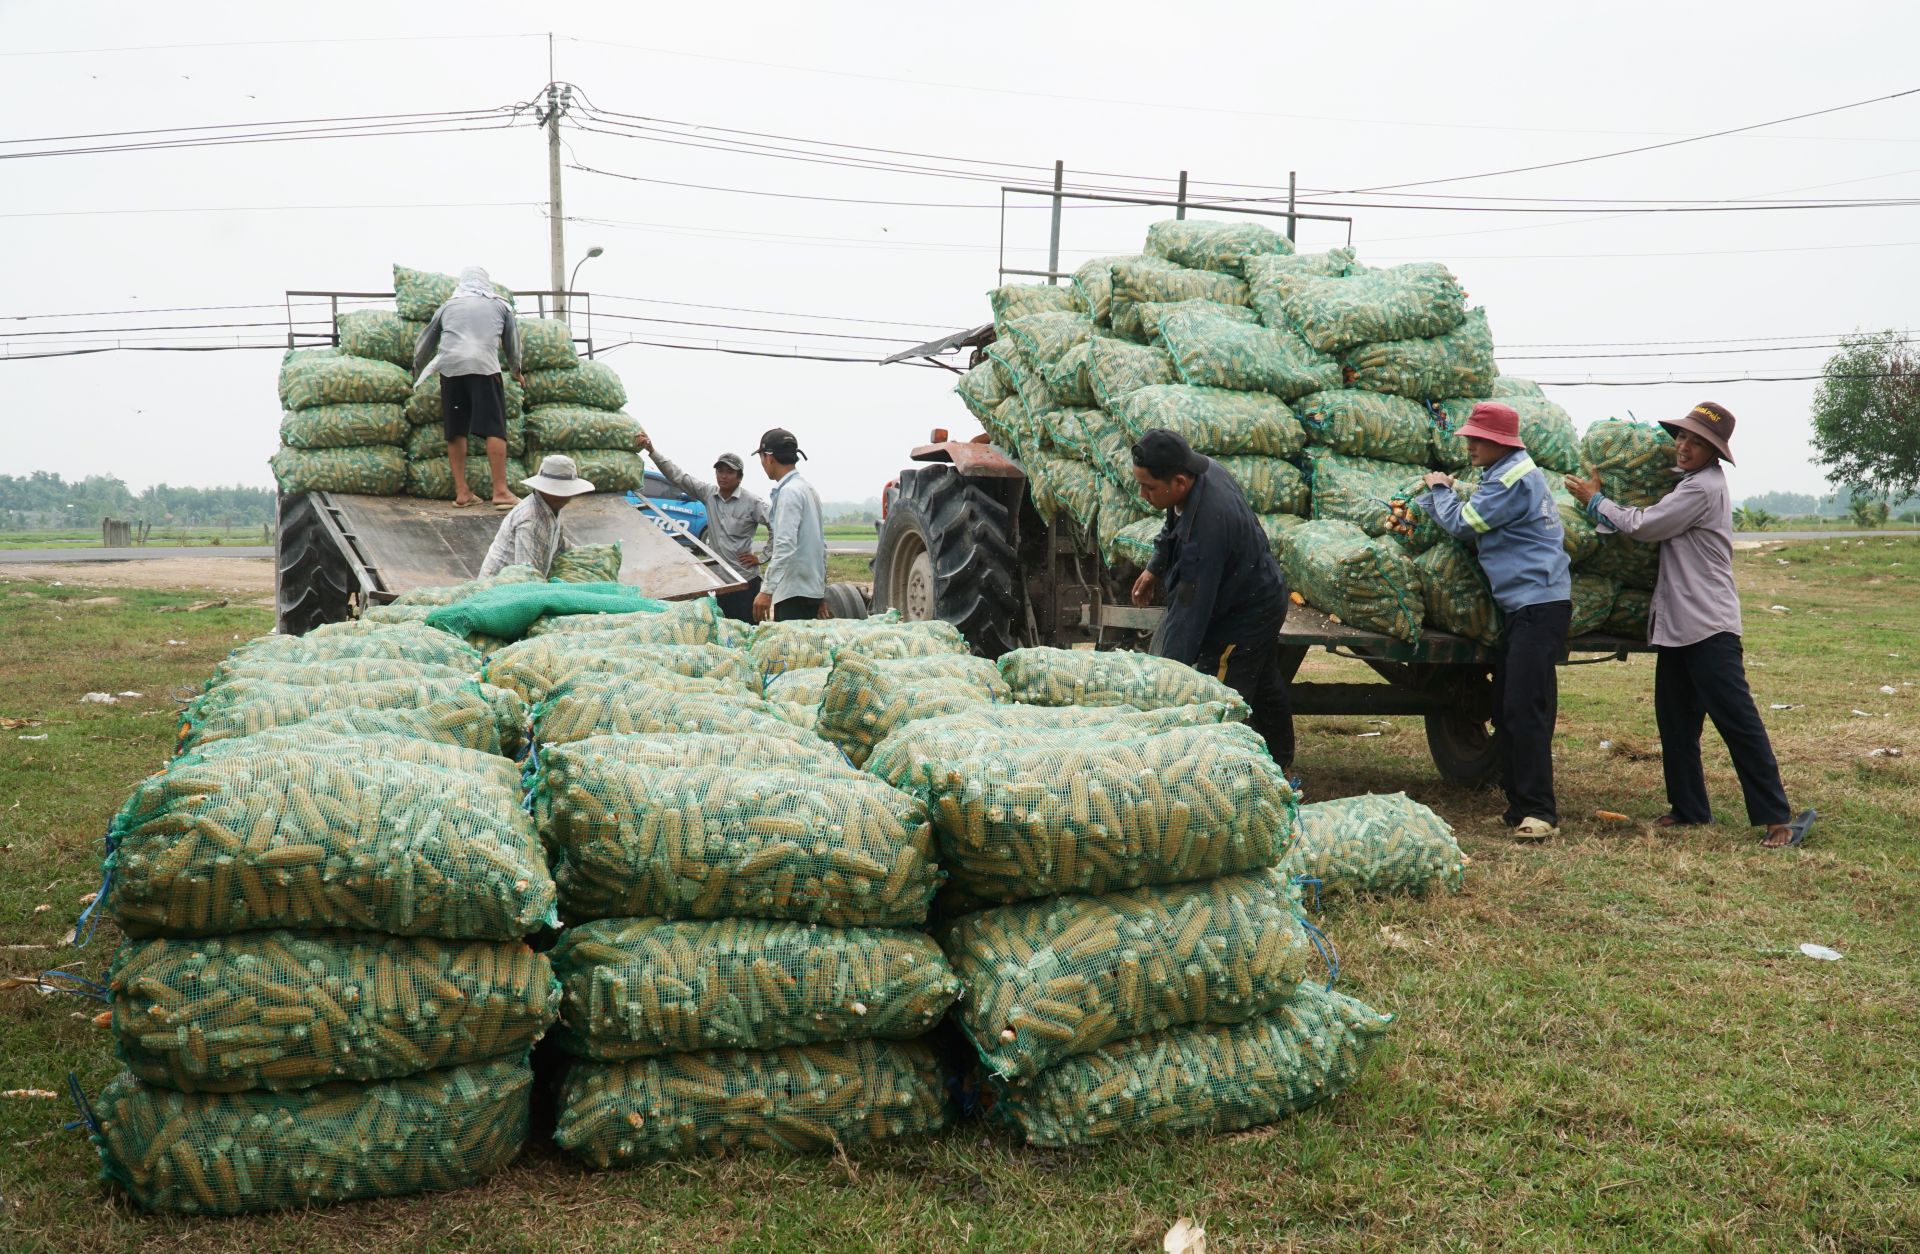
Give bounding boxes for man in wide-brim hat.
[478,453,596,577]
[1566,402,1817,849]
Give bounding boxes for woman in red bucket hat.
[1566,402,1817,848]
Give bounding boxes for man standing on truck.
[751,427,826,622]
[1416,402,1572,841]
[478,454,593,577]
[413,266,523,510]
[1128,429,1295,772]
[635,433,771,623]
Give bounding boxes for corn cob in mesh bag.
[1071,254,1134,326]
[555,1038,948,1166]
[549,541,623,583]
[406,456,530,502]
[278,349,413,408]
[1579,531,1661,591]
[196,729,519,792]
[941,869,1311,1081]
[998,646,1247,714]
[227,624,482,669]
[763,666,829,729]
[549,917,959,1059]
[1295,388,1434,466]
[526,405,642,451]
[533,675,803,746]
[279,403,408,450]
[524,360,628,410]
[1344,308,1497,401]
[1096,478,1154,566]
[1088,337,1178,410]
[1433,395,1581,474]
[525,729,842,834]
[207,655,473,690]
[986,339,1056,417]
[992,984,1392,1147]
[1110,259,1248,341]
[526,595,727,643]
[1004,312,1092,381]
[1273,262,1466,355]
[108,752,553,941]
[1144,218,1293,276]
[1412,540,1501,646]
[1276,520,1425,643]
[1244,248,1360,328]
[1160,311,1344,400]
[408,419,524,462]
[1306,450,1432,539]
[1570,572,1620,636]
[563,448,649,493]
[486,638,750,706]
[211,687,520,756]
[984,396,1029,453]
[1027,454,1099,530]
[1136,299,1258,341]
[1581,418,1677,508]
[1606,585,1651,639]
[1099,455,1304,524]
[110,932,559,1092]
[955,360,1011,426]
[92,1057,531,1215]
[335,309,423,371]
[538,755,938,926]
[179,677,528,755]
[866,702,1242,791]
[269,446,407,496]
[393,263,515,319]
[748,613,966,675]
[516,317,578,371]
[1283,792,1464,898]
[989,282,1081,329]
[1027,407,1101,456]
[391,563,544,607]
[816,651,1006,765]
[407,371,525,427]
[1112,383,1305,458]
[1492,375,1544,398]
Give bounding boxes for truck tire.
[822,582,871,620]
[872,465,1020,658]
[275,493,354,637]
[1424,712,1500,788]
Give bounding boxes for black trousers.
[1655,632,1791,826]
[1492,600,1570,826]
[773,595,823,622]
[716,576,761,624]
[1197,604,1294,770]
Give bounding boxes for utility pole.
[539,81,572,321]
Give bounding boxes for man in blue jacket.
[1416,402,1572,840]
[1129,428,1294,770]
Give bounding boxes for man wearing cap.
[413,266,524,510]
[751,427,826,622]
[1128,428,1296,770]
[477,454,594,577]
[635,433,771,622]
[1565,402,1817,849]
[1417,402,1572,840]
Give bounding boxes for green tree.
[1811,331,1920,499]
[1847,497,1890,529]
[1732,506,1775,531]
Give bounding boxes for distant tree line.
[0,472,275,531]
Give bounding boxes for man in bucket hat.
[751,427,826,622]
[1416,402,1573,840]
[478,453,595,577]
[635,433,771,622]
[1566,402,1817,849]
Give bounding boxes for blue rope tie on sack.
[70,826,117,949]
[64,1072,99,1137]
[38,970,111,1002]
[1301,917,1340,990]
[1292,874,1323,915]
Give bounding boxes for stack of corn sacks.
[877,645,1391,1146]
[269,339,411,496]
[87,624,558,1215]
[389,263,528,500]
[515,316,646,493]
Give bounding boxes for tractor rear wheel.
[872,465,1020,657]
[275,493,354,636]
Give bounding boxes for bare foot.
[1761,825,1792,848]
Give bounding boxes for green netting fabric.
[1088,338,1177,410]
[208,687,520,756]
[1025,407,1101,456]
[1110,259,1249,341]
[1434,396,1581,475]
[984,396,1028,452]
[406,456,529,502]
[1144,219,1293,276]
[989,283,1082,329]
[391,563,543,607]
[992,984,1392,1147]
[1272,263,1466,354]
[764,664,828,707]
[865,702,1241,792]
[110,933,558,1092]
[816,651,1006,766]
[1136,300,1258,342]
[998,647,1246,714]
[393,264,515,320]
[1307,450,1432,538]
[525,729,840,834]
[1161,312,1343,399]
[562,449,648,493]
[1071,255,1134,327]
[526,597,726,645]
[269,446,407,496]
[1112,384,1305,458]
[227,625,480,669]
[1244,249,1360,328]
[526,405,642,450]
[93,1058,530,1214]
[1106,516,1165,568]
[1095,478,1154,566]
[1579,532,1661,591]
[941,869,1310,1081]
[517,318,578,371]
[1215,457,1308,516]
[1581,418,1677,508]
[280,404,407,451]
[1606,586,1651,638]
[1283,792,1465,898]
[1413,540,1500,645]
[549,542,622,584]
[194,729,517,793]
[336,310,421,371]
[748,614,966,675]
[280,350,412,409]
[555,1039,948,1166]
[956,361,1012,426]
[207,656,472,690]
[1295,389,1433,466]
[1492,376,1544,398]
[1571,572,1619,636]
[1027,455,1097,530]
[407,372,524,428]
[1276,520,1425,643]
[538,756,936,926]
[486,638,749,706]
[533,679,818,746]
[426,583,668,642]
[984,339,1053,416]
[1344,308,1496,401]
[525,360,627,410]
[179,678,528,755]
[549,918,958,1059]
[1004,312,1092,378]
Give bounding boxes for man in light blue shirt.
[1416,401,1572,840]
[751,427,826,622]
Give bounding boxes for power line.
[595,337,944,367]
[0,33,544,58]
[0,201,537,220]
[0,106,511,147]
[0,344,285,361]
[1500,339,1914,362]
[590,292,958,332]
[586,309,926,344]
[1536,373,1895,386]
[2,118,526,162]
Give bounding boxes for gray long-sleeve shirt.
[764,469,826,603]
[1592,462,1740,647]
[479,493,571,577]
[646,450,771,569]
[413,295,522,379]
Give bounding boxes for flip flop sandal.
[451,498,480,509]
[492,501,514,511]
[1512,817,1558,841]
[1768,809,1818,848]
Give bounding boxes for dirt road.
[0,555,274,598]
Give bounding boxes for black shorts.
[441,373,508,443]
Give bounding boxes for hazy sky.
[4,1,1915,502]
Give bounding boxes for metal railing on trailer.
[281,290,600,357]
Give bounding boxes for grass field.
[2,538,1916,1251]
[0,527,273,552]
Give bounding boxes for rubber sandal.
[492,501,514,511]
[1512,817,1558,841]
[1767,809,1818,849]
[451,497,480,509]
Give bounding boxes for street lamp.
[567,245,605,301]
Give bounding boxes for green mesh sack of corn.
[1295,389,1434,466]
[192,730,517,793]
[335,309,422,371]
[748,613,966,675]
[1581,418,1676,507]
[999,645,1247,714]
[393,264,515,320]
[549,541,622,583]
[989,283,1082,329]
[990,984,1392,1147]
[1106,516,1166,568]
[1244,248,1360,328]
[549,918,959,1059]
[1493,376,1544,398]
[391,563,543,607]
[1072,411,1134,484]
[554,1038,948,1166]
[1580,532,1661,591]
[816,651,1006,765]
[178,677,527,755]
[1028,407,1101,456]
[1028,454,1098,530]
[269,446,406,496]
[408,417,525,460]
[908,722,1294,903]
[1145,218,1293,276]
[524,360,627,410]
[867,703,1242,791]
[279,350,413,409]
[109,933,558,1092]
[407,371,525,427]
[1004,312,1093,382]
[1136,299,1258,341]
[1412,539,1501,645]
[1042,340,1098,408]
[956,360,1012,426]
[206,655,472,690]
[486,638,748,706]
[1272,262,1466,354]
[1284,792,1464,898]
[517,317,578,371]
[279,403,407,450]
[226,624,480,669]
[1071,255,1134,326]
[524,729,840,833]
[1218,457,1309,515]
[1160,311,1343,399]
[1088,338,1177,410]
[1112,384,1305,458]
[537,755,938,927]
[91,1058,530,1215]
[1344,308,1497,401]
[525,596,726,644]
[1571,572,1620,636]
[941,868,1311,1081]
[1277,520,1425,643]
[985,396,1028,452]
[1259,511,1307,556]
[1110,259,1248,341]
[1306,450,1431,538]
[1606,586,1651,638]
[525,405,641,451]
[1434,395,1581,474]
[561,448,648,493]
[406,456,529,502]
[1096,478,1154,565]
[764,665,828,717]
[532,680,815,746]
[984,339,1050,416]
[214,686,520,756]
